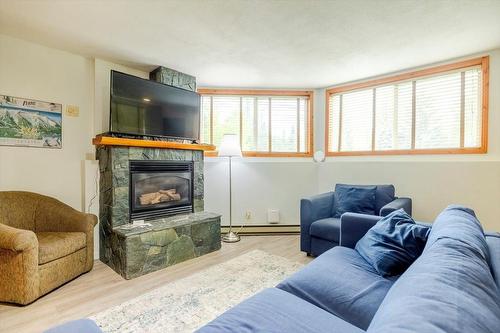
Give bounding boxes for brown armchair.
[0,191,97,305]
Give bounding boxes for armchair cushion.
[373,185,396,213]
[333,184,377,218]
[310,218,341,243]
[355,209,430,277]
[36,232,86,265]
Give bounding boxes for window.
[199,89,313,157]
[326,57,489,156]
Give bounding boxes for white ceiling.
[1,0,500,88]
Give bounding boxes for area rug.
[90,250,304,333]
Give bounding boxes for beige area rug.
[90,250,304,333]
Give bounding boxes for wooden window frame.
[325,56,489,156]
[198,89,314,157]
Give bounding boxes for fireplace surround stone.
[111,212,220,279]
[96,144,221,279]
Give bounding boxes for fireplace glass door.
[130,161,194,220]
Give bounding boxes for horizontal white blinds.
[201,95,309,153]
[328,67,482,152]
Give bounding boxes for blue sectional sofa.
[300,184,412,256]
[198,206,500,333]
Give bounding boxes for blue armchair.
[300,184,411,256]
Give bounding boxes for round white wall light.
[313,150,325,163]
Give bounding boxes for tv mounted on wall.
[109,70,200,141]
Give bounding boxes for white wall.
[0,35,94,211]
[205,159,318,226]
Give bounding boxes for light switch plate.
[65,105,80,117]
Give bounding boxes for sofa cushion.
[333,184,376,218]
[355,209,430,277]
[310,218,341,243]
[196,288,364,333]
[367,205,500,333]
[36,232,86,265]
[486,233,500,289]
[277,246,397,330]
[44,319,102,333]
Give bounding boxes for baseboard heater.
[221,225,300,235]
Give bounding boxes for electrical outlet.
[245,211,252,220]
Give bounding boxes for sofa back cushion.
[355,209,430,277]
[333,184,395,217]
[373,185,395,213]
[367,205,500,333]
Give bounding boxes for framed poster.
[0,95,62,148]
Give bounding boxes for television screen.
[110,70,200,140]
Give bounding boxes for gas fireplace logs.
[139,189,181,205]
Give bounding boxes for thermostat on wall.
[267,209,280,224]
[65,105,80,117]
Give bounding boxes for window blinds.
[328,66,482,153]
[201,95,310,154]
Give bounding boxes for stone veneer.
[150,66,196,92]
[111,212,220,279]
[97,146,221,279]
[97,146,205,228]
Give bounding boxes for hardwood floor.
[0,235,310,333]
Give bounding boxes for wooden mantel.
[92,135,216,151]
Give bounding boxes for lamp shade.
[218,134,242,157]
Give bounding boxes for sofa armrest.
[380,197,412,216]
[300,192,334,253]
[0,223,38,251]
[339,213,383,249]
[0,223,40,304]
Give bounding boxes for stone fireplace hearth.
[95,139,220,279]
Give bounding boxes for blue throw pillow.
[333,184,376,218]
[355,209,430,277]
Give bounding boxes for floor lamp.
[219,134,242,243]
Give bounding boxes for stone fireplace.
[95,141,220,279]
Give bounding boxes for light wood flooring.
[0,235,311,333]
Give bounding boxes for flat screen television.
[110,70,200,141]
